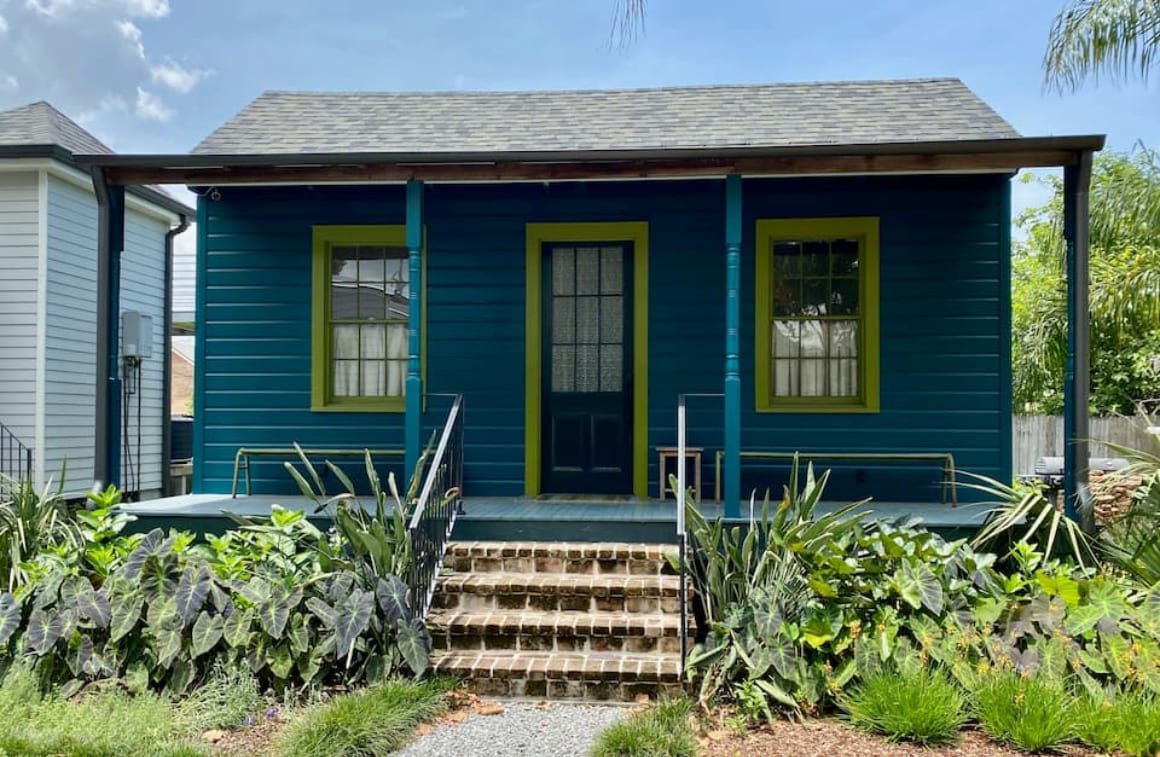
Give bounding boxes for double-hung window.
[311,225,418,412]
[755,217,879,412]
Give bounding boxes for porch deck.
[118,493,992,542]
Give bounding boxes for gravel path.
[397,701,629,757]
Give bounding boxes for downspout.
[161,213,191,496]
[92,169,126,490]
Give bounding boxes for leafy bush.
[838,666,966,746]
[1076,690,1160,757]
[277,678,451,757]
[970,670,1078,752]
[590,697,697,757]
[0,449,432,694]
[0,475,82,592]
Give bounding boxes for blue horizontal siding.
[196,175,1010,502]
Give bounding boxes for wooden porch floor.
[118,493,991,541]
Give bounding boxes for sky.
[0,0,1156,269]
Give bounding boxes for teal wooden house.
[80,79,1103,538]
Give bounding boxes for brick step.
[444,541,676,576]
[429,609,687,654]
[431,650,683,701]
[432,572,683,613]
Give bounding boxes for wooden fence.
[1012,415,1158,474]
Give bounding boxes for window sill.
[755,402,879,414]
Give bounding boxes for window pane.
[773,242,801,276]
[576,248,599,295]
[600,246,623,294]
[830,358,858,397]
[831,277,859,315]
[361,359,385,397]
[800,359,826,397]
[333,325,359,359]
[772,277,800,316]
[576,345,599,392]
[800,320,827,358]
[386,323,407,361]
[553,248,575,295]
[576,297,599,344]
[831,238,859,277]
[600,344,622,391]
[829,320,859,358]
[802,278,829,316]
[334,360,359,397]
[773,320,801,359]
[552,346,575,392]
[331,246,359,320]
[773,358,797,397]
[801,242,830,276]
[553,298,576,345]
[601,297,623,343]
[388,360,406,397]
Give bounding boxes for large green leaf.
[175,564,211,625]
[146,597,182,632]
[267,642,294,680]
[325,573,356,604]
[153,625,182,669]
[222,607,253,648]
[754,678,797,709]
[82,586,112,629]
[893,560,944,615]
[26,606,62,655]
[396,616,431,676]
[167,658,195,696]
[258,597,292,640]
[0,593,21,645]
[191,611,224,658]
[288,613,310,656]
[306,597,338,628]
[66,634,94,677]
[121,529,165,582]
[109,590,144,642]
[335,589,374,663]
[375,576,410,623]
[1065,578,1131,635]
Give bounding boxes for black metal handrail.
[0,421,32,483]
[408,394,465,619]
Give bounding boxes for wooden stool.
[657,446,703,503]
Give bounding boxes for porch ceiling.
[75,134,1105,187]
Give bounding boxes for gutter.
[161,213,191,496]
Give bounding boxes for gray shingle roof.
[194,78,1019,156]
[0,101,113,155]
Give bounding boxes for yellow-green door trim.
[525,222,649,498]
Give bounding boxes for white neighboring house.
[0,102,192,499]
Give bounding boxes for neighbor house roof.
[194,78,1020,155]
[0,101,191,216]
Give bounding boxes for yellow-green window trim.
[311,224,426,413]
[754,217,880,414]
[524,222,649,498]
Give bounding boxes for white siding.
[0,172,40,478]
[43,175,169,497]
[172,224,196,322]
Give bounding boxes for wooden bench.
[713,450,958,505]
[231,447,405,497]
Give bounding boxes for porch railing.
[676,392,723,681]
[0,421,33,484]
[407,394,465,620]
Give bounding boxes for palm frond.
[610,0,646,47]
[1045,0,1160,91]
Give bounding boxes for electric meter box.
[121,311,153,359]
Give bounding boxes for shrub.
[277,678,451,757]
[971,670,1078,752]
[590,697,697,757]
[1076,690,1160,757]
[0,475,82,592]
[838,666,967,746]
[175,662,263,733]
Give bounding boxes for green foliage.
[175,662,263,733]
[970,670,1078,752]
[1099,441,1160,584]
[590,697,697,757]
[1045,0,1160,91]
[0,665,205,756]
[969,473,1094,566]
[276,678,451,757]
[1013,149,1160,415]
[838,666,967,746]
[1076,689,1160,756]
[0,449,430,694]
[0,474,82,593]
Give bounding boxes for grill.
[1026,456,1130,491]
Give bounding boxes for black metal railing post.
[407,395,465,620]
[0,422,33,484]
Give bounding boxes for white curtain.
[332,323,408,398]
[773,319,858,398]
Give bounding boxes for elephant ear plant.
[0,448,432,696]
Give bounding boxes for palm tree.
[611,0,646,46]
[1045,0,1160,91]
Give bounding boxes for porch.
[118,492,991,543]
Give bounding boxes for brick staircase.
[428,541,687,701]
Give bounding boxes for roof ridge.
[256,77,966,99]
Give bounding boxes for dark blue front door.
[541,243,633,494]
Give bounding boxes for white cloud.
[0,0,203,125]
[116,19,143,59]
[150,60,206,93]
[0,14,8,34]
[134,86,170,121]
[25,0,169,19]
